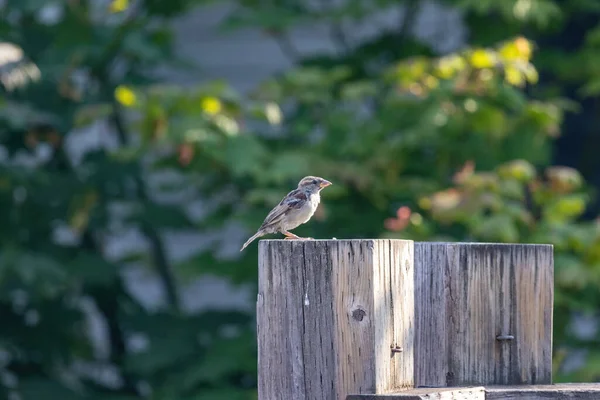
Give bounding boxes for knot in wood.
[351,308,366,322]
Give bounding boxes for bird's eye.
[312,179,317,184]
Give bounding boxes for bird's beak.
[319,179,332,188]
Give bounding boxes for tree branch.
[319,0,351,54]
[330,22,351,54]
[88,6,181,312]
[82,234,141,397]
[398,0,420,41]
[272,32,302,63]
[110,99,181,311]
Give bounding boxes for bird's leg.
[283,231,302,240]
[283,231,313,240]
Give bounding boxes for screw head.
[391,346,403,353]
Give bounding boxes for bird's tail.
[240,231,265,251]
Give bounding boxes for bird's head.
[298,176,332,193]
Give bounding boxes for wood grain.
[414,243,554,387]
[348,384,600,400]
[485,384,600,399]
[346,387,485,400]
[257,239,414,400]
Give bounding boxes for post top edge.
[257,239,553,247]
[257,239,413,243]
[414,241,553,248]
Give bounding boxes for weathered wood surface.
[485,384,600,399]
[414,243,554,387]
[347,387,485,399]
[257,239,414,400]
[348,384,600,400]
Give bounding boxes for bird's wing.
[259,189,307,231]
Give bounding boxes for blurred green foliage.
[1,0,600,399]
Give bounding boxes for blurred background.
[1,0,600,398]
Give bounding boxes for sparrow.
[240,176,332,251]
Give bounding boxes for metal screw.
[391,346,403,353]
[496,334,515,341]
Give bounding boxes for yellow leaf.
[434,55,466,79]
[114,85,137,107]
[500,37,533,61]
[500,42,520,61]
[201,96,222,115]
[504,65,524,86]
[515,37,533,58]
[109,0,128,13]
[498,159,536,182]
[408,57,429,79]
[469,49,496,69]
[555,196,586,217]
[524,64,539,84]
[418,197,432,210]
[435,63,454,79]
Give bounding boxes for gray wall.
[168,1,465,90]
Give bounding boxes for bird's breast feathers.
[295,191,320,223]
[279,190,319,229]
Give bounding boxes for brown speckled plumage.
[240,176,332,251]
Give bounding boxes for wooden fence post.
[257,239,414,400]
[414,243,554,387]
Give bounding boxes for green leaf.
[544,194,588,223]
[18,379,86,400]
[340,81,379,100]
[497,159,536,182]
[471,214,520,242]
[0,250,69,300]
[222,136,268,178]
[64,252,118,287]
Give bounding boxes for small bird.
[240,176,332,251]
